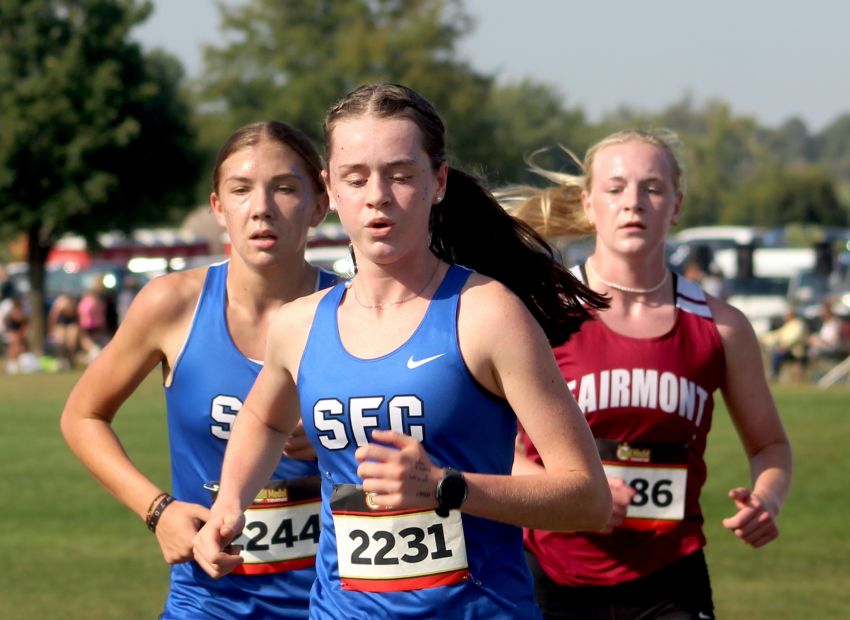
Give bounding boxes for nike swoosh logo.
[406,353,446,369]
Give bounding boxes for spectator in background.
[77,279,109,360]
[0,263,16,301]
[761,307,808,382]
[117,274,141,325]
[48,293,81,369]
[807,301,844,360]
[3,294,30,374]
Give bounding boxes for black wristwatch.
[435,468,467,517]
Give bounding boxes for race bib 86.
[596,439,690,530]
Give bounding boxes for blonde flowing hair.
[498,129,687,239]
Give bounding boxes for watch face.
[439,472,467,508]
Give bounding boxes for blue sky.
[135,0,850,132]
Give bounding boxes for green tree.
[194,0,499,176]
[759,117,815,165]
[482,79,590,184]
[815,113,850,205]
[815,114,850,174]
[656,99,767,228]
[0,0,202,352]
[728,164,847,227]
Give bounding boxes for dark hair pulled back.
[324,84,607,345]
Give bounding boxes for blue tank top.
[161,260,336,620]
[298,264,541,619]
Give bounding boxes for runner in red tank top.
[500,129,793,620]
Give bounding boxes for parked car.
[667,226,765,270]
[722,277,792,335]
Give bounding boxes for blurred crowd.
[3,252,849,382]
[680,257,850,383]
[759,302,850,383]
[0,262,140,374]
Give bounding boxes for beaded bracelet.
[145,492,175,533]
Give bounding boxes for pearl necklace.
[585,257,668,294]
[346,261,441,310]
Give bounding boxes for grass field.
[0,371,848,619]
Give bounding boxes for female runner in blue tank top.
[62,121,334,619]
[194,84,613,619]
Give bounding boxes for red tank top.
[523,266,726,586]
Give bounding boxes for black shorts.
[56,314,77,327]
[525,548,715,620]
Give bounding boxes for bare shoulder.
[71,268,211,392]
[457,272,560,397]
[459,272,534,327]
[131,268,206,320]
[706,294,759,344]
[457,273,547,364]
[118,267,208,350]
[706,293,770,396]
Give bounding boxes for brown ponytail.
[324,83,607,345]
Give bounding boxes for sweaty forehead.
[593,141,673,180]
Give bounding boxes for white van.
[667,226,765,271]
[712,247,816,335]
[669,225,764,248]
